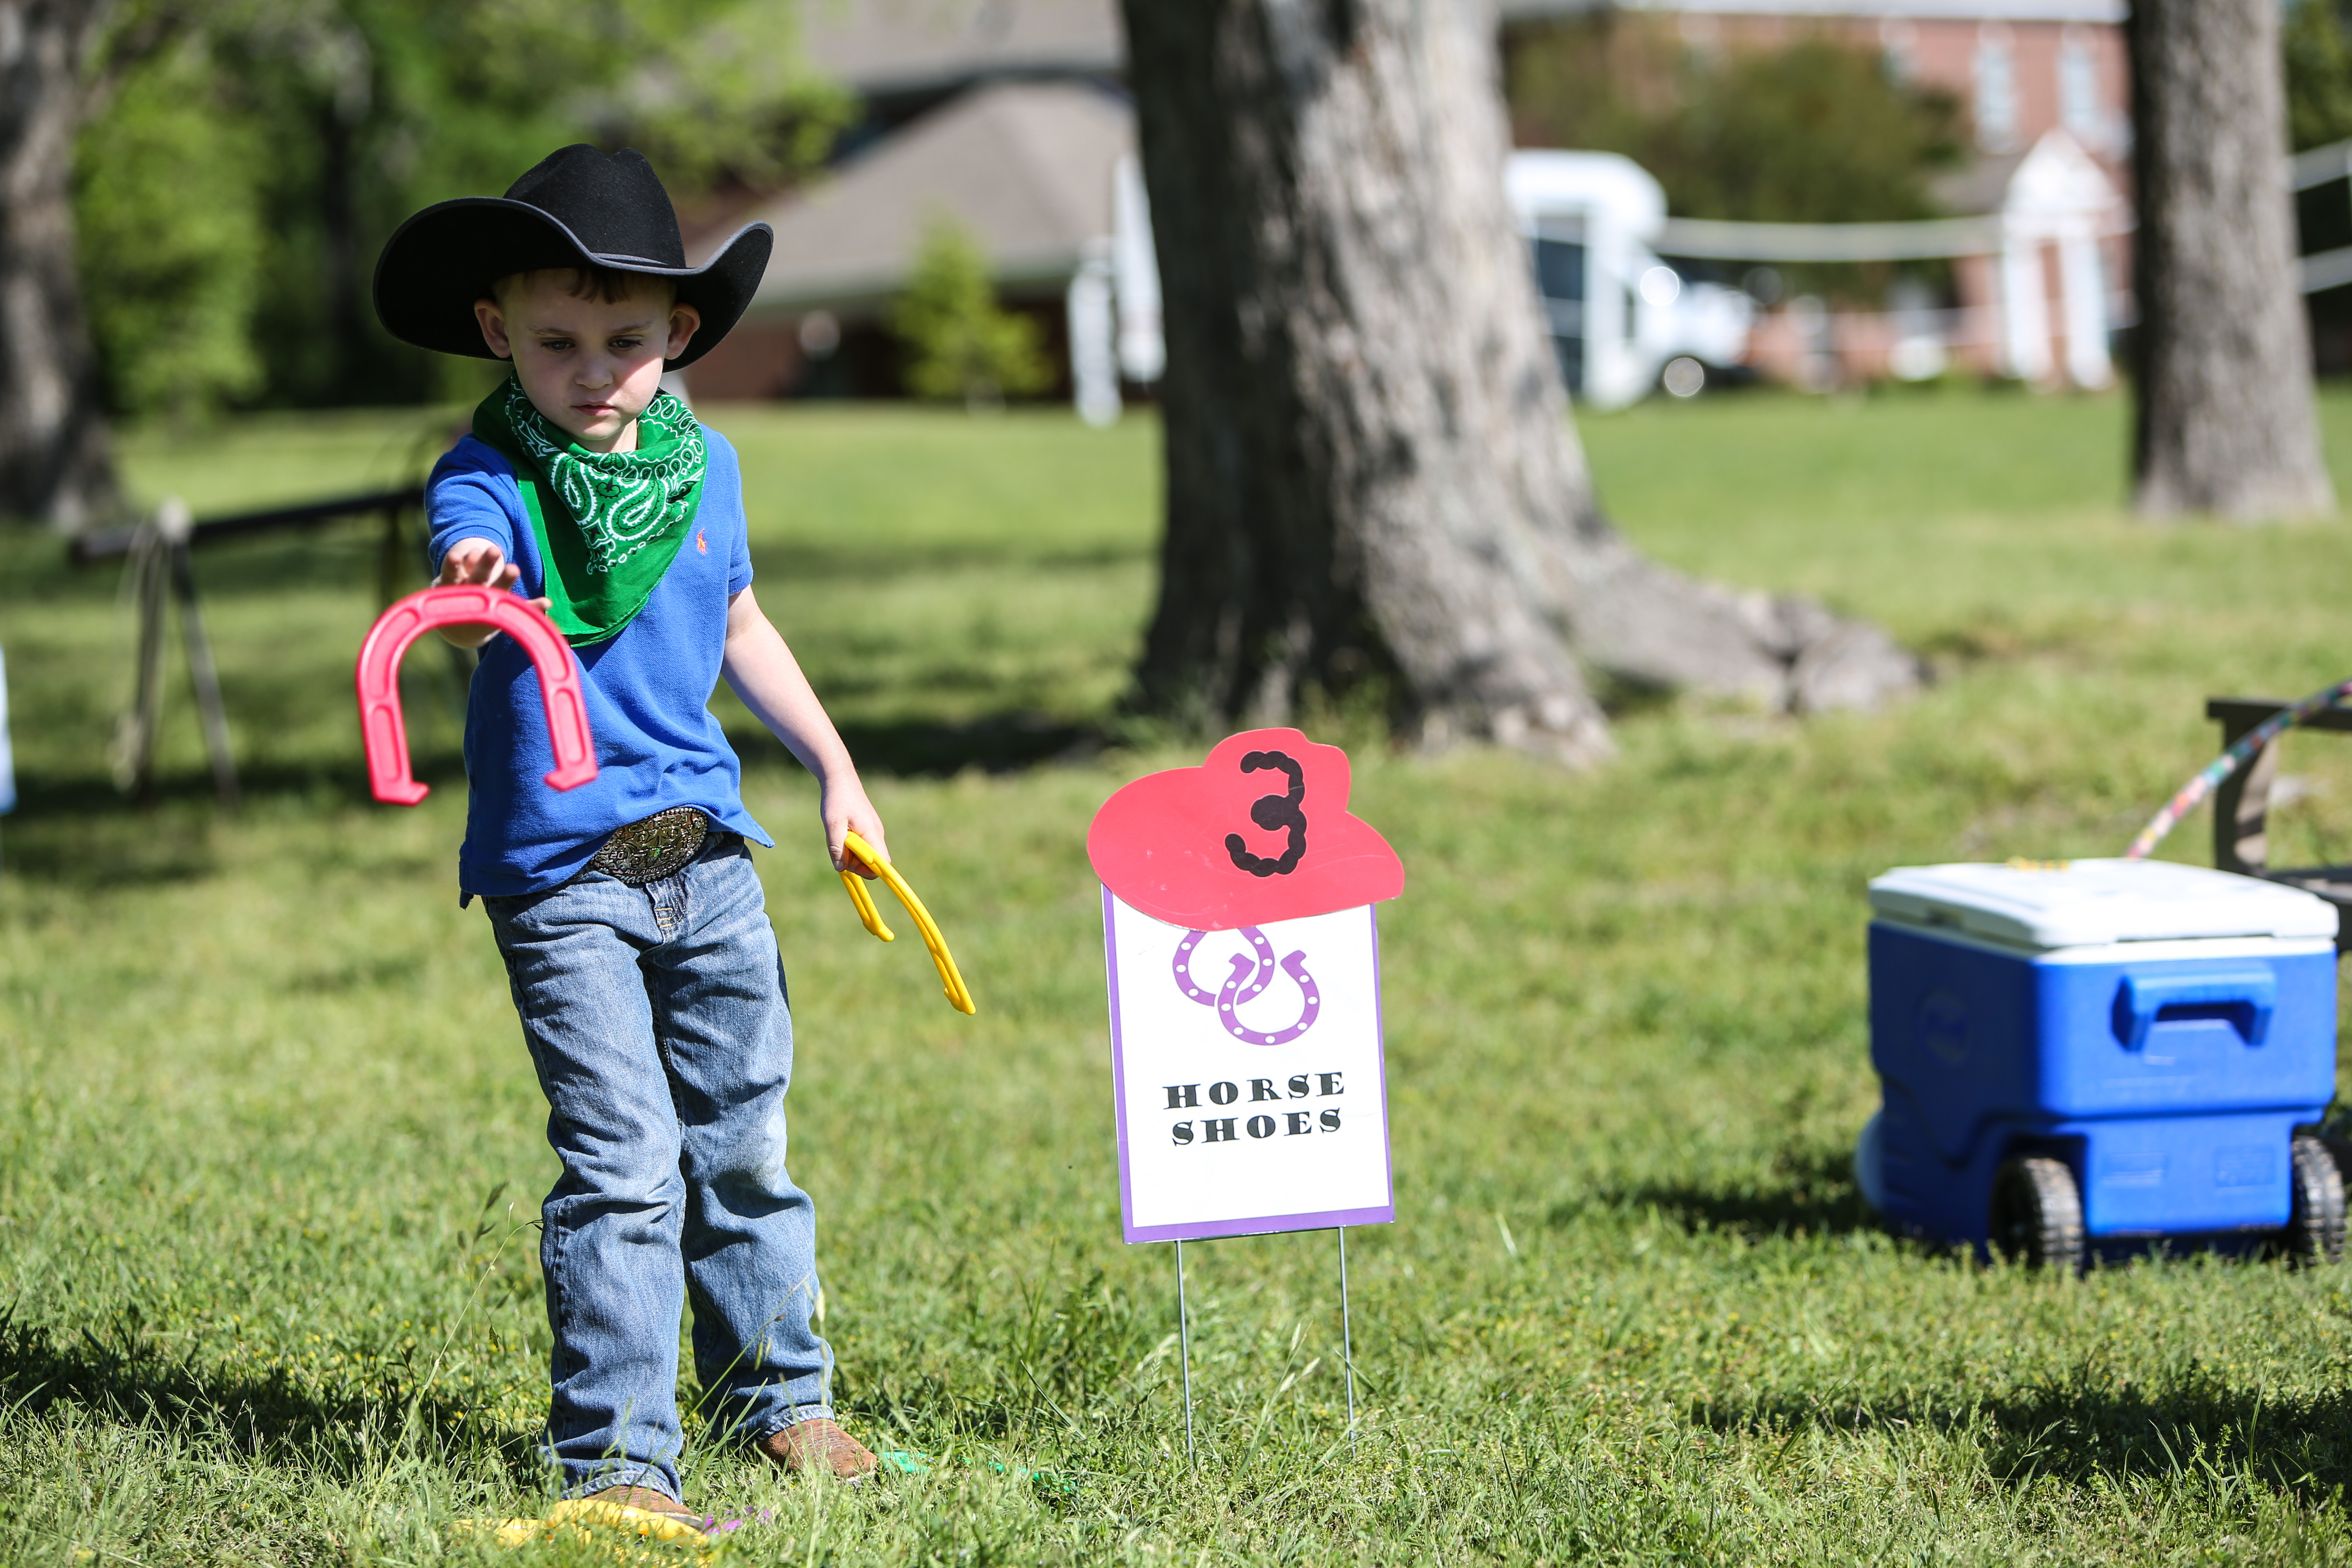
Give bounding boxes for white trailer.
[1504,151,1753,409]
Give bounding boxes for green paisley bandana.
[470,376,707,644]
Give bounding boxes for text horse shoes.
[1088,728,1404,1244]
[355,584,597,805]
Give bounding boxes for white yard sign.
[1104,894,1393,1242]
[1088,728,1402,1245]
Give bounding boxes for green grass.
[10,388,2352,1562]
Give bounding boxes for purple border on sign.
[1105,885,1140,1238]
[1104,889,1396,1245]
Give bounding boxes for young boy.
[374,145,882,1522]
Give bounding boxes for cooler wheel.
[2285,1134,2346,1267]
[1990,1155,2085,1274]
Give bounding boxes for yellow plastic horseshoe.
[839,830,977,1015]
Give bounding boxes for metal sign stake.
[1337,1226,1356,1454]
[1175,1238,1196,1468]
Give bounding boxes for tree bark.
[2131,0,2334,520]
[1119,0,1920,762]
[0,0,119,528]
[319,93,364,392]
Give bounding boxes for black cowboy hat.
[372,144,771,372]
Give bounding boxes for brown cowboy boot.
[757,1417,879,1481]
[569,1485,707,1535]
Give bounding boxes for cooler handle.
[2120,969,2276,1049]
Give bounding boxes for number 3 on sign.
[1087,728,1404,1244]
[1227,749,1307,876]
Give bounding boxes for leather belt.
[588,806,713,886]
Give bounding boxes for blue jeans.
[483,837,833,1503]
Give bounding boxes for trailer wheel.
[2285,1134,2345,1267]
[1990,1156,2085,1273]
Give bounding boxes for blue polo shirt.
[425,426,774,898]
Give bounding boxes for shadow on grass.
[0,751,463,890]
[1702,1371,2352,1501]
[728,711,1096,778]
[1598,1154,2305,1268]
[0,1310,539,1483]
[0,711,1097,889]
[1592,1147,1880,1242]
[43,533,1147,604]
[753,541,1147,580]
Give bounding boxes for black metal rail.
[68,484,426,564]
[69,483,431,808]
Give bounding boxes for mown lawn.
[8,388,2352,1563]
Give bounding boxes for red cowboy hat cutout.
[1087,728,1403,931]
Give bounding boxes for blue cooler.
[1864,859,2339,1256]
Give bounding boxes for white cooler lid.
[1868,858,2339,948]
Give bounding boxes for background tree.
[2132,0,2335,519]
[1509,20,1963,226]
[1116,0,1920,762]
[2284,0,2352,151]
[74,28,266,420]
[893,218,1053,409]
[0,0,848,522]
[0,0,118,528]
[1509,20,1965,301]
[91,0,845,413]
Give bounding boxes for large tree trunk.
[1118,0,1920,762]
[320,97,365,394]
[0,0,118,528]
[2131,0,2334,520]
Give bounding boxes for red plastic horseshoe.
[355,584,597,806]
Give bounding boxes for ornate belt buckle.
[589,806,709,886]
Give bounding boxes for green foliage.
[73,36,266,419]
[2287,0,2352,152]
[1508,19,1966,222]
[893,219,1056,407]
[71,0,848,415]
[604,0,857,192]
[1508,20,1964,300]
[16,395,2352,1557]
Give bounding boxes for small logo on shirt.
[696,530,708,555]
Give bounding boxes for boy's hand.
[434,540,552,648]
[823,775,889,876]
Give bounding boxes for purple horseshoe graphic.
[1170,927,1321,1045]
[1172,927,1275,1005]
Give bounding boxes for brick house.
[689,0,2140,401]
[1501,0,2133,388]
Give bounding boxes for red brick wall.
[683,319,807,402]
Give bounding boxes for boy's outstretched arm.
[721,586,889,873]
